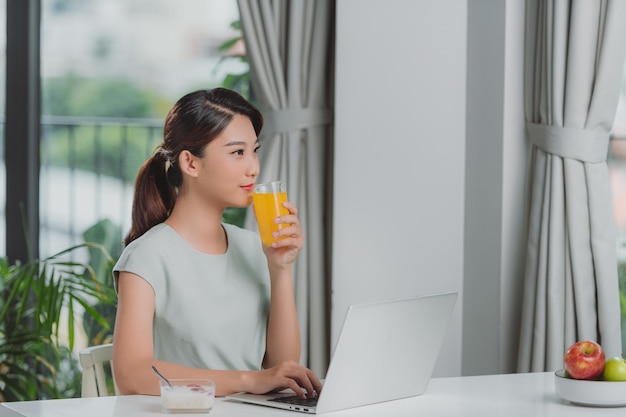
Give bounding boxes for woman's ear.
[178,150,199,178]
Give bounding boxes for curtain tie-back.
[260,108,333,138]
[526,123,610,163]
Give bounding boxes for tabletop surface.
[1,371,625,417]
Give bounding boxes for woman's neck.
[165,195,228,254]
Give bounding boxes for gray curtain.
[237,0,334,376]
[518,0,626,372]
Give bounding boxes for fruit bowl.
[554,369,626,407]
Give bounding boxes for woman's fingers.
[282,201,298,216]
[283,366,317,398]
[271,221,304,251]
[258,361,320,398]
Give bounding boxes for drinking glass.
[253,181,289,246]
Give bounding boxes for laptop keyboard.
[268,395,318,407]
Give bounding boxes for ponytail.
[124,150,178,245]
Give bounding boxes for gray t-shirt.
[113,222,271,371]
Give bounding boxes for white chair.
[79,343,120,397]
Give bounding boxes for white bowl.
[554,369,626,407]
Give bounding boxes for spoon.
[151,365,172,387]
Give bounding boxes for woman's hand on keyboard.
[244,360,322,399]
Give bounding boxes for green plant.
[0,243,117,401]
[215,20,252,100]
[80,219,122,347]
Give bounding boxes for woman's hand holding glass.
[261,200,304,267]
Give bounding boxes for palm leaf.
[0,240,118,401]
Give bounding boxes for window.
[40,0,244,260]
[610,63,626,351]
[0,1,6,255]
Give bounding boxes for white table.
[0,372,623,416]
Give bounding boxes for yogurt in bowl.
[159,379,215,413]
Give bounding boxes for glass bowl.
[159,378,215,414]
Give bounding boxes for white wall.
[333,0,468,377]
[462,0,528,375]
[500,0,528,374]
[463,0,506,375]
[334,0,528,377]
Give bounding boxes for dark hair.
[124,88,263,245]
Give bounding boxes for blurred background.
[0,0,247,259]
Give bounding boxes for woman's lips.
[241,184,254,192]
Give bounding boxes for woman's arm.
[261,201,305,369]
[263,262,301,367]
[113,272,245,396]
[113,271,321,397]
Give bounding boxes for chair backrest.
[79,343,120,397]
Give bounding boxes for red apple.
[563,340,605,380]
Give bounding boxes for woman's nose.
[247,156,260,177]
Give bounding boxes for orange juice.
[253,183,289,246]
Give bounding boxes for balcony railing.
[39,115,164,258]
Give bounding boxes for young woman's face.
[189,113,260,208]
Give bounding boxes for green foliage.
[223,207,247,228]
[80,219,122,347]
[0,243,118,401]
[43,75,165,118]
[82,219,123,286]
[214,20,252,100]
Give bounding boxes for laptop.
[226,291,457,414]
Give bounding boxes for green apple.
[603,356,626,381]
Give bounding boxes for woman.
[112,88,321,398]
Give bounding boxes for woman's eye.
[254,146,261,153]
[233,149,244,156]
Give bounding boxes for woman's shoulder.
[113,224,174,283]
[119,224,174,258]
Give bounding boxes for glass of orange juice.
[253,181,289,246]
